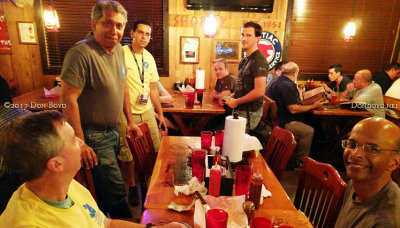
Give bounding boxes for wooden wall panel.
[160,0,288,90]
[0,2,46,95]
[288,0,400,75]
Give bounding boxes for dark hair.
[91,0,127,25]
[0,75,12,105]
[329,63,343,74]
[132,19,151,32]
[385,62,400,71]
[275,61,287,71]
[0,111,65,181]
[243,22,262,37]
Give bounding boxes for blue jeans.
[83,128,131,218]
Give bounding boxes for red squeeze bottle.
[248,172,263,209]
[212,149,221,166]
[209,164,221,197]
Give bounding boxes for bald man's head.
[281,62,299,77]
[356,69,372,83]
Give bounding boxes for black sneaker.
[128,186,139,206]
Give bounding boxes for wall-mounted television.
[187,0,274,13]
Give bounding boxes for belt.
[81,123,117,131]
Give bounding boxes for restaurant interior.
[0,0,399,227]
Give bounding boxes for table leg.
[170,113,192,136]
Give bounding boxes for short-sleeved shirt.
[156,81,167,95]
[266,75,304,127]
[234,50,268,111]
[61,32,127,126]
[373,71,392,94]
[265,72,279,94]
[335,180,400,228]
[123,46,159,114]
[329,75,352,92]
[349,81,385,118]
[385,78,400,99]
[214,73,236,93]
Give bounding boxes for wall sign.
[258,31,282,70]
[213,40,240,62]
[0,15,12,54]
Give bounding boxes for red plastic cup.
[250,218,274,228]
[206,209,228,228]
[214,130,224,153]
[191,150,206,182]
[201,131,213,151]
[186,91,195,108]
[197,89,204,103]
[235,165,253,199]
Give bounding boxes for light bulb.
[204,13,217,38]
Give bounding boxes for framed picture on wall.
[213,40,241,62]
[180,36,199,64]
[16,21,37,45]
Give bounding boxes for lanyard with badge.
[130,45,149,104]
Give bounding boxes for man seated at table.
[212,58,236,104]
[385,78,400,99]
[321,63,352,93]
[266,62,324,168]
[0,110,184,228]
[340,69,385,118]
[372,62,400,94]
[155,81,179,135]
[265,61,286,94]
[335,117,400,228]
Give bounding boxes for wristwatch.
[146,223,155,228]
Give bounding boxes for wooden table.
[162,91,225,136]
[142,136,312,227]
[311,105,373,163]
[13,89,62,111]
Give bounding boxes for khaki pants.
[284,121,314,161]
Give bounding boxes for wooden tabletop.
[141,209,313,227]
[311,105,373,116]
[145,136,296,211]
[12,89,62,111]
[162,91,225,136]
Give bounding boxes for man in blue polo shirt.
[266,62,323,168]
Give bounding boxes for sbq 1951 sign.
[257,31,282,70]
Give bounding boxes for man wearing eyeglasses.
[335,117,400,228]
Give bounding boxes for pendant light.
[204,13,217,38]
[344,0,356,42]
[44,6,60,32]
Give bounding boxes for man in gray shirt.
[60,0,141,218]
[335,117,400,228]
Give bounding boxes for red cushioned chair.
[126,122,157,206]
[75,168,97,201]
[294,157,347,228]
[263,126,297,180]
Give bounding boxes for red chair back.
[74,168,96,200]
[126,123,157,202]
[294,157,347,228]
[263,126,297,180]
[262,95,279,128]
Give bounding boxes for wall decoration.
[16,21,37,44]
[213,40,241,62]
[0,15,12,54]
[180,36,199,64]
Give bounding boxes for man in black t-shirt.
[321,63,352,93]
[212,58,236,104]
[226,22,268,131]
[266,62,323,168]
[372,62,400,94]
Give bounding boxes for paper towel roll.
[195,69,205,89]
[222,115,247,162]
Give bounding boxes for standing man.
[322,63,352,93]
[225,22,268,131]
[335,117,400,228]
[266,62,323,168]
[212,58,236,104]
[60,0,141,218]
[372,62,400,94]
[123,19,167,152]
[340,69,385,118]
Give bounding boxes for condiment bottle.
[209,164,221,197]
[242,201,255,224]
[212,147,221,166]
[248,172,263,209]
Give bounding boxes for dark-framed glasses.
[341,139,399,154]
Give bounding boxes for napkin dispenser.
[204,155,234,196]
